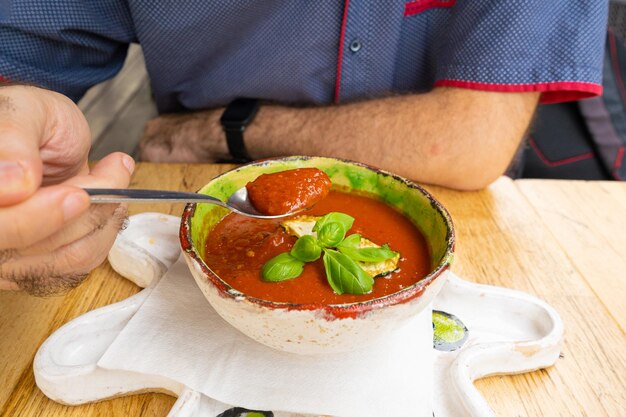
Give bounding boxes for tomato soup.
[203,191,431,304]
[246,168,332,215]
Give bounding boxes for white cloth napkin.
[98,257,433,417]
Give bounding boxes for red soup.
[203,190,431,304]
[246,168,332,215]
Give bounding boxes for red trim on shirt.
[613,146,625,180]
[334,0,351,104]
[608,30,626,108]
[434,79,603,104]
[528,136,595,167]
[404,0,456,17]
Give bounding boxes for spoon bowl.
[84,187,301,219]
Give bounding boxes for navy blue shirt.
[0,0,608,112]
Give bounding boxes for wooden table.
[1,163,624,417]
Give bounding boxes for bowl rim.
[180,156,455,317]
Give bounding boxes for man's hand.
[0,86,134,295]
[139,111,229,163]
[139,88,539,190]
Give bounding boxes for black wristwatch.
[220,98,260,163]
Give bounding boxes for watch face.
[221,98,259,127]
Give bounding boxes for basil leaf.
[262,253,304,282]
[322,249,374,295]
[290,235,322,262]
[340,245,398,263]
[337,235,399,262]
[337,233,362,249]
[317,222,346,248]
[313,212,354,233]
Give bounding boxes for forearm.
[247,88,538,189]
[141,88,539,190]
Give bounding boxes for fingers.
[0,130,43,205]
[38,90,92,184]
[18,202,124,255]
[0,205,128,296]
[0,152,134,252]
[0,90,46,205]
[0,86,135,295]
[0,85,93,204]
[0,185,89,250]
[0,157,42,207]
[0,152,135,294]
[53,205,128,274]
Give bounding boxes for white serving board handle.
[34,287,184,405]
[433,274,563,417]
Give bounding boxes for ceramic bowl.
[180,156,455,354]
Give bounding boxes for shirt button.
[349,39,362,53]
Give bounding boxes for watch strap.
[224,126,251,163]
[221,98,259,163]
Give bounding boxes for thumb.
[0,123,44,207]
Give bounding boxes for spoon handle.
[84,188,226,206]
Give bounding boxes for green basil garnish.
[260,211,398,295]
[290,235,322,262]
[322,249,374,295]
[317,222,346,248]
[313,212,354,234]
[338,233,361,246]
[262,253,304,282]
[337,234,399,262]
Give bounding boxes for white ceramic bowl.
[180,156,454,354]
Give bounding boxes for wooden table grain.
[1,163,624,417]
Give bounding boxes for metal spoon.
[84,187,297,219]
